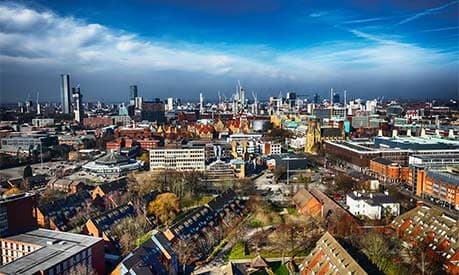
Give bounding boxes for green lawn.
[135,231,153,246]
[269,262,289,275]
[227,241,247,259]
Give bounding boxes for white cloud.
[0,2,456,87]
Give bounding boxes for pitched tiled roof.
[300,232,368,274]
[38,191,92,231]
[89,204,135,241]
[391,205,458,273]
[292,187,317,209]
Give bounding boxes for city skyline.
[0,0,458,103]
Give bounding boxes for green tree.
[23,165,33,178]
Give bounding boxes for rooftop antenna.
[330,88,333,105]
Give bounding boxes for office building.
[31,118,55,127]
[141,99,165,123]
[419,169,459,209]
[313,93,320,104]
[0,134,58,155]
[72,87,83,123]
[0,229,105,274]
[60,74,72,114]
[324,138,459,170]
[149,148,205,171]
[332,92,340,104]
[408,154,459,194]
[129,85,138,106]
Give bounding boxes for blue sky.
[0,0,458,102]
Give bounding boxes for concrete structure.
[129,85,138,106]
[324,138,459,170]
[0,134,58,155]
[83,151,143,177]
[31,118,54,127]
[149,148,205,171]
[60,74,71,114]
[369,157,409,182]
[346,191,400,220]
[72,87,83,123]
[0,229,105,274]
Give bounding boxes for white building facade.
[149,148,205,171]
[346,191,400,220]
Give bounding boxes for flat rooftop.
[427,170,459,187]
[410,154,459,161]
[0,229,102,274]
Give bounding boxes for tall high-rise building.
[129,85,138,106]
[72,87,83,123]
[333,92,340,104]
[60,74,71,114]
[313,93,320,104]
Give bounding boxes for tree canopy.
[148,192,180,225]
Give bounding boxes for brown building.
[36,191,92,231]
[292,187,322,216]
[0,193,37,238]
[0,229,105,274]
[84,204,136,252]
[369,157,401,182]
[91,179,127,201]
[83,116,114,128]
[106,137,160,151]
[421,169,459,209]
[47,178,85,193]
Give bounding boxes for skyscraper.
[60,74,71,114]
[129,85,138,106]
[72,86,83,123]
[333,92,340,105]
[313,93,320,104]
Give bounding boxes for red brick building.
[83,116,114,128]
[0,193,37,237]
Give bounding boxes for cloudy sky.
[0,0,458,103]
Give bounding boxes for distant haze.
[0,1,458,103]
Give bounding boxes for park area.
[225,195,323,263]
